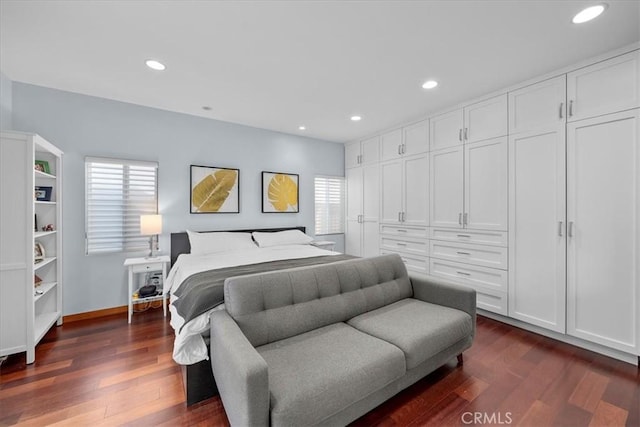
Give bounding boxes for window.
[314,176,345,235]
[85,157,158,254]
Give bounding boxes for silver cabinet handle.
[397,229,407,233]
[456,251,471,255]
[398,145,402,155]
[401,212,406,222]
[457,271,471,276]
[568,221,574,237]
[402,144,406,154]
[398,212,402,222]
[459,129,462,142]
[559,102,564,119]
[397,242,407,246]
[463,213,468,226]
[464,128,468,141]
[558,221,563,236]
[457,234,471,238]
[458,213,462,225]
[569,100,574,117]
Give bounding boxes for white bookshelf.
[0,131,63,364]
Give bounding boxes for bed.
[167,226,353,405]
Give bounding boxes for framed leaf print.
[190,165,240,213]
[262,171,299,213]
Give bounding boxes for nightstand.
[124,255,170,324]
[310,240,336,251]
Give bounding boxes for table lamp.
[140,214,162,258]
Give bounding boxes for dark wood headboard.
[170,226,306,266]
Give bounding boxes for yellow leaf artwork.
[192,169,238,212]
[268,174,298,212]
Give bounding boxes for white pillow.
[252,230,313,248]
[187,230,257,255]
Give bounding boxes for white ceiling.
[1,1,639,143]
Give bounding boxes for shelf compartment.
[34,230,57,238]
[34,311,61,344]
[34,170,57,180]
[34,281,57,302]
[34,257,56,271]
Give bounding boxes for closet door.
[360,136,380,165]
[345,167,363,256]
[464,137,507,231]
[380,129,403,162]
[402,120,429,157]
[567,109,640,354]
[345,142,361,169]
[464,94,508,144]
[509,75,566,135]
[430,109,463,151]
[380,160,403,224]
[403,153,429,227]
[361,164,380,257]
[508,129,566,332]
[430,146,464,228]
[567,50,640,122]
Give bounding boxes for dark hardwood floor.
[1,309,638,426]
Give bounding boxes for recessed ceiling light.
[351,116,362,121]
[299,126,306,130]
[572,4,607,24]
[422,80,438,89]
[145,59,166,71]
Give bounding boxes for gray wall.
[12,82,345,315]
[0,72,12,130]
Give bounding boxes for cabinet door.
[464,137,507,231]
[430,146,464,229]
[403,120,428,156]
[361,136,380,165]
[403,153,428,227]
[380,160,403,224]
[567,109,639,354]
[345,142,361,169]
[380,129,403,161]
[464,94,508,144]
[567,50,640,122]
[508,128,566,333]
[430,109,463,151]
[345,167,363,256]
[362,221,380,258]
[362,164,379,222]
[509,76,566,135]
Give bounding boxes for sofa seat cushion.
[348,298,473,370]
[257,322,406,426]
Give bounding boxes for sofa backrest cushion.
[224,254,412,347]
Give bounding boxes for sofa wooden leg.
[457,354,464,366]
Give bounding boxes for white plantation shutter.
[314,176,345,235]
[85,157,158,254]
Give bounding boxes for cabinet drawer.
[381,250,428,275]
[429,259,507,293]
[429,241,507,270]
[380,236,427,256]
[380,225,428,239]
[429,227,507,246]
[131,263,163,274]
[476,291,508,316]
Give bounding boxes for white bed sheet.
[167,244,341,365]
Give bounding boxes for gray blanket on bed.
[172,254,355,331]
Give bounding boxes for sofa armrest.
[210,310,269,427]
[410,273,477,337]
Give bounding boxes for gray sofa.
[210,254,476,427]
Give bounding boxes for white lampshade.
[140,214,162,236]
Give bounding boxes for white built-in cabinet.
[1,132,63,364]
[430,95,508,231]
[345,137,380,257]
[508,76,567,332]
[345,135,379,169]
[345,46,640,360]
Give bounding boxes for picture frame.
[34,241,45,262]
[34,160,51,174]
[190,165,240,213]
[34,186,52,202]
[262,171,299,213]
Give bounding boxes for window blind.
[314,176,345,235]
[85,157,158,254]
